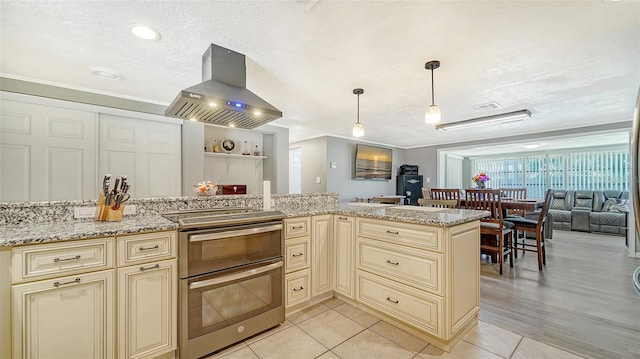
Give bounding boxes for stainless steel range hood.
[165,44,282,129]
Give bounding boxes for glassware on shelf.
[253,145,260,156]
[242,141,250,155]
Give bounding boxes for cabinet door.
[0,99,97,202]
[12,270,114,359]
[99,114,181,198]
[312,215,332,297]
[118,259,177,359]
[334,215,355,298]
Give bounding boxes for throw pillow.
[603,198,629,213]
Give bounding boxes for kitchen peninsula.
[0,193,487,357]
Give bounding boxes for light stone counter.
[1,194,488,247]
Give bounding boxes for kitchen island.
[0,194,486,356]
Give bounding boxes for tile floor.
[205,298,585,359]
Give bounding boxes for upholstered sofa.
[548,190,629,235]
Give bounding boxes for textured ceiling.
[1,1,639,150]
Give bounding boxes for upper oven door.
[179,221,283,278]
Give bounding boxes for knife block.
[94,193,124,221]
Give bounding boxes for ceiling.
[1,1,639,150]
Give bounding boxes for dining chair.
[372,196,402,204]
[465,189,513,275]
[418,198,458,208]
[429,188,461,208]
[507,189,553,271]
[500,188,527,217]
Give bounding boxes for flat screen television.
[355,144,392,180]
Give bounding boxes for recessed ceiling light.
[189,118,198,122]
[89,67,120,80]
[209,102,218,107]
[524,144,540,149]
[129,24,160,40]
[253,111,262,116]
[229,123,236,128]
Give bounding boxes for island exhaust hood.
[165,44,282,129]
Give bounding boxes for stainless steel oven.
[163,208,285,359]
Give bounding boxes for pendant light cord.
[356,94,360,124]
[431,69,435,106]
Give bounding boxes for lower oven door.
[180,259,284,359]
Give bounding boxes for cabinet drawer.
[357,270,442,337]
[356,218,442,253]
[285,237,310,273]
[12,237,115,283]
[117,231,176,266]
[284,217,311,239]
[357,237,443,295]
[285,269,310,307]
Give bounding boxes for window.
[471,147,628,197]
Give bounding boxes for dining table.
[460,197,545,212]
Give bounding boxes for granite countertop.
[278,203,490,227]
[0,215,177,247]
[1,203,488,247]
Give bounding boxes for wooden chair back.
[500,188,527,199]
[465,189,513,274]
[429,188,461,208]
[464,189,502,223]
[500,188,527,216]
[511,188,553,271]
[418,199,458,208]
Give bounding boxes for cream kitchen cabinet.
[284,215,333,311]
[10,230,177,359]
[311,214,332,297]
[333,215,355,299]
[284,217,312,309]
[11,237,116,359]
[355,218,480,351]
[117,231,177,359]
[12,270,115,359]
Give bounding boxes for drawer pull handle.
[386,297,399,304]
[386,260,399,266]
[140,264,160,272]
[54,278,81,287]
[293,286,304,292]
[292,225,303,229]
[386,230,399,235]
[338,216,348,220]
[53,255,81,263]
[139,245,159,251]
[292,253,304,257]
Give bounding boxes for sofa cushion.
[550,191,569,210]
[574,190,594,209]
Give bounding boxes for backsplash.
[0,193,340,226]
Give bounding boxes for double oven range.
[163,207,285,359]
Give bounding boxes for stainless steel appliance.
[163,207,285,359]
[164,43,282,129]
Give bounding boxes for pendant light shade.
[425,60,441,124]
[352,88,365,137]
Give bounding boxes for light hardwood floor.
[479,230,640,359]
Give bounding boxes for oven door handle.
[189,223,283,242]
[189,261,283,289]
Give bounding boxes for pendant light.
[424,60,441,124]
[352,88,365,137]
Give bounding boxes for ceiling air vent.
[471,102,502,112]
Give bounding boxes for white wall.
[291,136,405,201]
